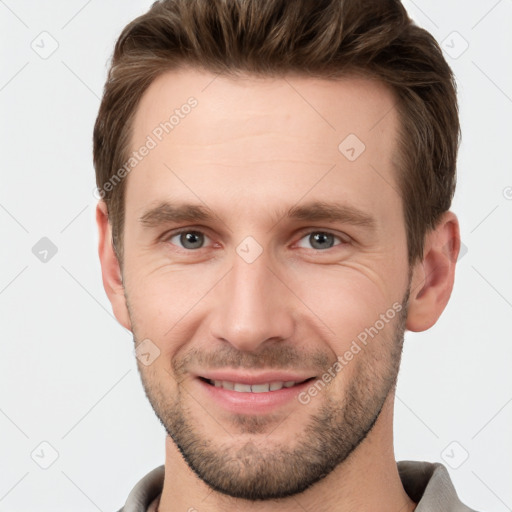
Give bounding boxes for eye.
[168,230,211,250]
[296,231,346,250]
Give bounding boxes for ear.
[406,211,460,332]
[96,201,132,331]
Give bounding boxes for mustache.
[173,344,333,376]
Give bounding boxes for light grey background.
[0,1,511,511]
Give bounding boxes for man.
[93,0,477,510]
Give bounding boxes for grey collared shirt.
[117,461,479,512]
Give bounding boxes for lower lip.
[196,378,313,415]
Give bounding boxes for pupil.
[311,232,333,249]
[181,232,203,249]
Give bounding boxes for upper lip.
[195,370,315,385]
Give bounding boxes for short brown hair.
[93,0,459,265]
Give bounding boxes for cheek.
[123,260,221,347]
[288,263,404,344]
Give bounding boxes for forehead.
[132,67,398,150]
[126,67,401,225]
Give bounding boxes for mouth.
[194,372,318,415]
[199,377,315,393]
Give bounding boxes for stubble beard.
[133,292,409,501]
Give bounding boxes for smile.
[204,379,306,393]
[196,374,318,414]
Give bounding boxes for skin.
[97,67,460,512]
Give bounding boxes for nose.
[209,249,295,352]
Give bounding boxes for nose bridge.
[210,246,294,351]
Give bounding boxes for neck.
[157,393,415,512]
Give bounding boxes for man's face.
[120,68,411,499]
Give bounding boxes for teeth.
[251,383,270,393]
[210,380,297,393]
[233,383,252,392]
[222,380,234,390]
[270,381,284,391]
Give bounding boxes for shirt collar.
[120,461,476,511]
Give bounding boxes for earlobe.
[96,201,132,331]
[406,212,460,332]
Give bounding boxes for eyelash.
[163,228,349,252]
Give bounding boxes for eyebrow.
[139,200,376,230]
[139,203,212,227]
[285,202,375,229]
